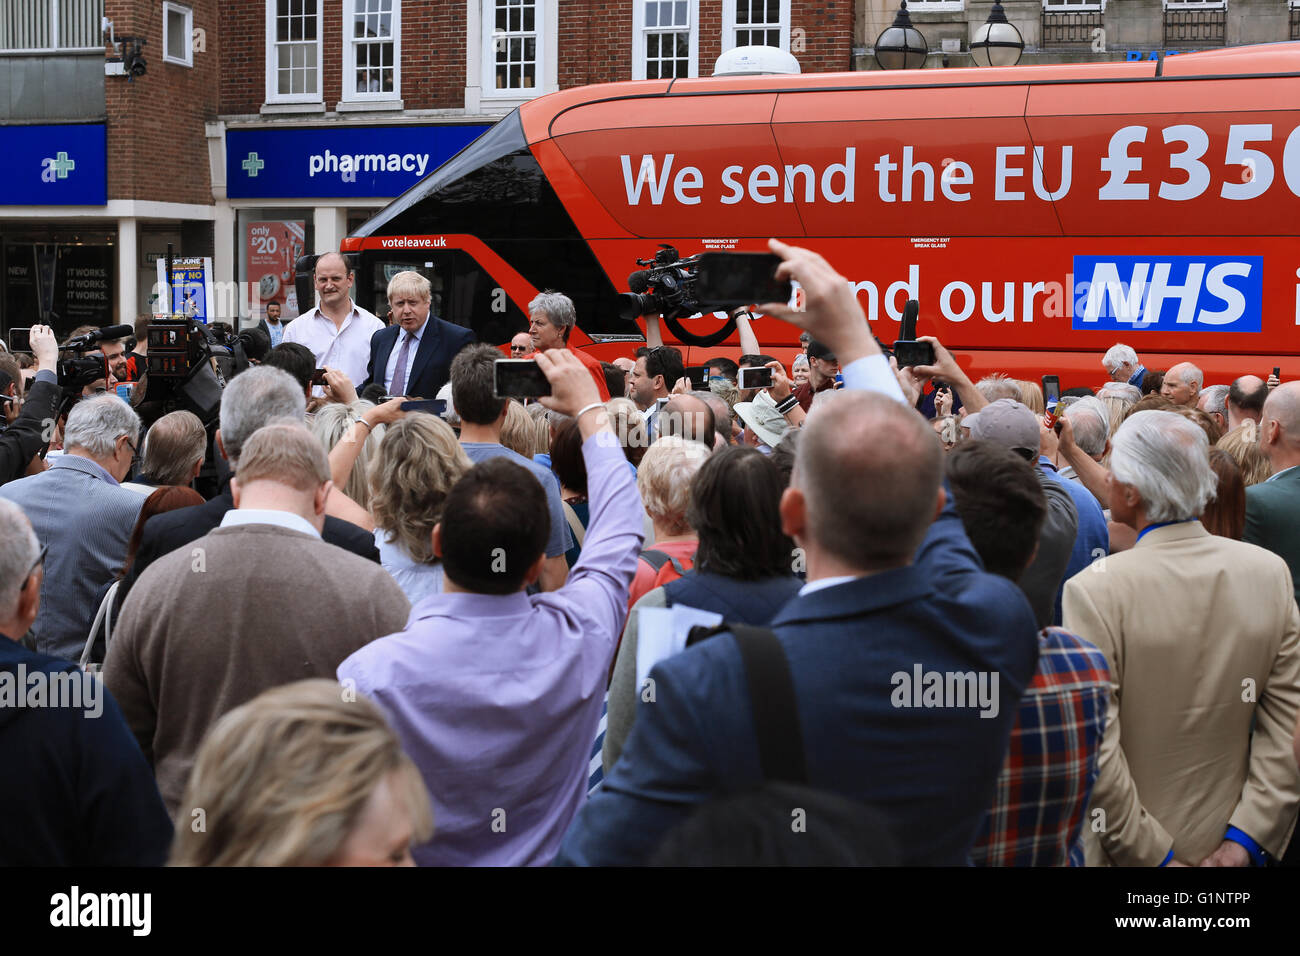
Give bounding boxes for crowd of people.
[2,239,1300,868]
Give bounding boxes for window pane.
[646,3,658,27]
[167,9,186,59]
[675,1,687,26]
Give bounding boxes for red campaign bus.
[340,42,1300,390]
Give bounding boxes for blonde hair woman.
[1217,420,1272,486]
[170,680,432,867]
[1018,380,1045,416]
[627,435,709,610]
[369,414,472,604]
[499,399,536,459]
[309,401,385,508]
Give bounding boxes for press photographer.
[0,325,60,487]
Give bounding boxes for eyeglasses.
[510,345,529,354]
[24,543,48,583]
[120,434,140,469]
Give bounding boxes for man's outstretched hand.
[757,239,880,369]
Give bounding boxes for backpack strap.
[640,548,671,572]
[685,622,807,784]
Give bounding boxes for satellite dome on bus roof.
[712,45,801,77]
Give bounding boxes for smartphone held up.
[494,359,552,398]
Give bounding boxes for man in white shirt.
[282,252,384,388]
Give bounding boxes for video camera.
[618,245,702,323]
[139,316,249,425]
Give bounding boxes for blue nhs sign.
[1072,255,1263,333]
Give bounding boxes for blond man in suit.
[1065,410,1300,867]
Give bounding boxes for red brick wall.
[556,1,853,89]
[216,1,855,117]
[105,0,220,203]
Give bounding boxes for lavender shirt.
[338,430,644,866]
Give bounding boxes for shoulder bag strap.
[561,500,586,548]
[683,622,807,784]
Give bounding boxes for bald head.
[1161,362,1202,406]
[659,394,715,449]
[1228,374,1268,429]
[792,391,942,572]
[1261,382,1300,472]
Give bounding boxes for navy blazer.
[362,316,476,399]
[556,495,1040,866]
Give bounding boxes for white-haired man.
[1056,397,1110,492]
[528,290,610,401]
[0,394,144,660]
[1102,343,1147,390]
[1161,362,1203,407]
[1197,383,1230,432]
[1064,411,1300,867]
[362,269,475,400]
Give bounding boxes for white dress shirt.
[383,319,427,395]
[219,508,321,538]
[281,304,384,388]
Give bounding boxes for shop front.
[215,122,492,328]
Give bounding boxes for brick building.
[208,0,855,328]
[858,0,1300,70]
[1,0,222,336]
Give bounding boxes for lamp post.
[970,1,1025,67]
[874,1,929,71]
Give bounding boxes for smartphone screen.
[401,399,447,416]
[7,328,31,353]
[1273,366,1281,379]
[1041,375,1060,412]
[693,253,792,309]
[892,340,936,368]
[310,368,328,386]
[686,365,709,390]
[737,366,773,390]
[494,359,552,398]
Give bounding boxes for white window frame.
[1042,0,1106,11]
[901,0,965,11]
[163,2,193,67]
[264,0,324,106]
[342,0,401,103]
[632,0,699,81]
[0,0,104,53]
[480,0,546,99]
[1161,0,1225,8]
[721,0,791,50]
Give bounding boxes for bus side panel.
[1025,77,1300,237]
[768,86,1067,238]
[582,234,1295,354]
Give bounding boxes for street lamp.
[874,1,928,71]
[970,1,1024,67]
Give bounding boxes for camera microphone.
[628,270,651,294]
[64,325,134,349]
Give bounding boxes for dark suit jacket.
[121,489,380,599]
[556,494,1040,866]
[362,316,476,399]
[0,373,60,487]
[0,637,173,865]
[1245,467,1300,607]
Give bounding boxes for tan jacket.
[1064,521,1300,866]
[104,523,410,815]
